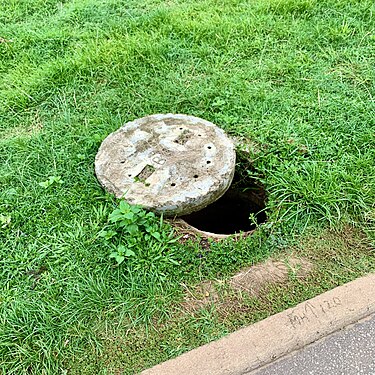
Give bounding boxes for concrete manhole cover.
[95,114,236,216]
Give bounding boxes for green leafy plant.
[38,176,64,188]
[99,201,180,268]
[109,244,135,264]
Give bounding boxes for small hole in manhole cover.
[180,152,267,236]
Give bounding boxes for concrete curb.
[141,273,375,375]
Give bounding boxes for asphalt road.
[251,314,375,375]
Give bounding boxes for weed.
[38,175,64,188]
[99,200,180,269]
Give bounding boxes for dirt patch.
[180,256,313,314]
[1,111,43,141]
[172,225,215,247]
[336,225,374,252]
[180,281,220,312]
[230,257,313,296]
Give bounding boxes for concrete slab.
[95,114,236,216]
[141,273,375,375]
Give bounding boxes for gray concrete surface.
[251,314,375,375]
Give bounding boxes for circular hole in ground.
[181,188,266,235]
[180,151,267,236]
[206,160,211,164]
[193,174,199,178]
[171,183,176,187]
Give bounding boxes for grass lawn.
[0,0,374,373]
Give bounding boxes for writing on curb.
[287,297,342,329]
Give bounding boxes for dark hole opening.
[181,188,266,235]
[181,151,267,235]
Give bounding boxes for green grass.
[0,0,374,373]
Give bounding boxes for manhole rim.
[172,217,257,240]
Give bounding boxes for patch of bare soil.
[180,256,313,314]
[1,111,43,141]
[229,257,313,296]
[180,281,220,312]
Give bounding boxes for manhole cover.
[95,114,236,216]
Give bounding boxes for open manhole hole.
[176,152,267,239]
